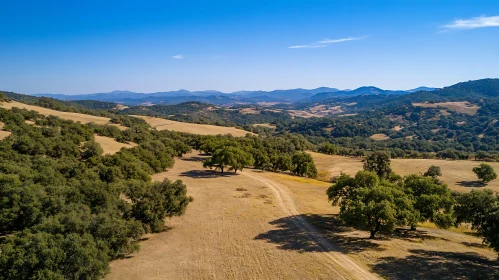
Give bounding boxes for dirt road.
[107,152,379,280]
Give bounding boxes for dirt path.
[242,171,380,280]
[107,152,379,279]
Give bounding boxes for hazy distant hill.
[33,86,430,105]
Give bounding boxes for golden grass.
[239,107,260,114]
[392,125,403,131]
[252,123,276,129]
[108,152,498,279]
[94,135,137,155]
[309,151,499,193]
[0,121,11,140]
[0,101,127,130]
[369,133,390,141]
[413,101,480,115]
[133,115,254,137]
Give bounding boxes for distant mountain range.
[33,86,437,106]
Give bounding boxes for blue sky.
[1,0,499,94]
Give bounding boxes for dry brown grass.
[0,121,10,140]
[310,151,499,193]
[108,152,498,280]
[413,102,480,115]
[94,135,137,155]
[392,125,403,131]
[369,133,390,141]
[239,107,260,114]
[107,152,371,280]
[133,115,254,137]
[252,123,276,129]
[0,101,127,130]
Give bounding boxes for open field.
[107,152,498,279]
[369,133,390,141]
[0,121,11,140]
[94,135,137,155]
[309,151,499,193]
[413,101,480,115]
[0,101,127,129]
[252,123,277,129]
[133,115,254,137]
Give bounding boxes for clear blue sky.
[1,0,499,94]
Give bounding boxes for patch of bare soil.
[0,101,127,130]
[413,102,480,115]
[133,115,253,137]
[369,133,390,141]
[252,123,276,129]
[94,135,137,155]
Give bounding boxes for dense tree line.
[0,106,193,279]
[198,134,318,178]
[327,152,499,258]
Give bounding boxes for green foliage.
[291,152,317,178]
[403,175,454,229]
[203,147,254,173]
[327,171,416,238]
[423,165,442,178]
[0,107,193,278]
[318,142,338,155]
[363,151,392,179]
[454,190,499,256]
[473,163,497,183]
[128,179,192,233]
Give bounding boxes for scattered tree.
[423,165,442,178]
[473,163,497,183]
[363,151,392,179]
[291,152,317,178]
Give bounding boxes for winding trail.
[108,152,380,279]
[243,171,381,280]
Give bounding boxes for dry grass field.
[413,101,480,115]
[94,135,137,155]
[0,101,127,129]
[107,152,377,280]
[252,123,277,129]
[0,121,11,140]
[133,115,253,137]
[369,133,390,141]
[107,152,498,280]
[309,151,499,193]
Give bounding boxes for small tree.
[423,165,442,178]
[291,152,317,178]
[363,151,392,179]
[203,147,254,173]
[319,142,338,155]
[473,163,497,183]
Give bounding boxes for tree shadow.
[180,169,240,179]
[461,241,487,249]
[179,156,206,162]
[372,249,499,280]
[457,181,487,188]
[255,214,384,253]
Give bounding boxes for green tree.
[454,190,499,257]
[363,151,392,179]
[327,171,416,238]
[473,163,497,183]
[81,140,103,159]
[403,174,454,230]
[291,152,317,178]
[423,165,442,178]
[319,142,338,155]
[203,147,254,173]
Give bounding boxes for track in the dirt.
[243,171,381,280]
